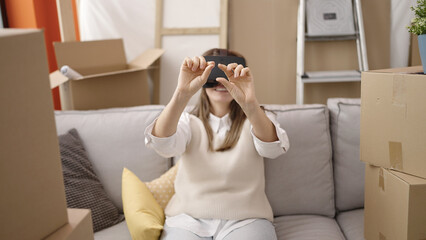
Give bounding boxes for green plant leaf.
[409,0,426,35]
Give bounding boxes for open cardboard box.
[364,164,426,240]
[50,39,164,110]
[360,66,426,179]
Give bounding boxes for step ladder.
[296,0,369,104]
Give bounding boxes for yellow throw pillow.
[122,168,165,240]
[146,163,179,209]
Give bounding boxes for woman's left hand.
[217,63,279,143]
[216,63,258,111]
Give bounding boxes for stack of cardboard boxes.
[361,67,426,240]
[0,29,94,240]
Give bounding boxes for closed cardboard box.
[45,209,94,240]
[51,39,164,110]
[0,29,68,240]
[360,66,426,178]
[364,165,426,240]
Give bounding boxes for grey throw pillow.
[59,128,124,232]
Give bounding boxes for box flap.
[0,28,41,38]
[54,39,127,76]
[50,70,69,89]
[83,67,144,80]
[364,165,426,240]
[50,67,148,86]
[390,170,426,185]
[369,66,423,74]
[129,48,165,69]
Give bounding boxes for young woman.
[145,49,289,240]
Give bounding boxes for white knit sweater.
[165,115,274,222]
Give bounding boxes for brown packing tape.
[392,75,407,110]
[389,141,403,170]
[392,76,408,131]
[379,168,385,191]
[379,232,386,240]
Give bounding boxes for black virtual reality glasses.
[203,55,246,88]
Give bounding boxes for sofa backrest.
[327,98,364,212]
[263,104,335,218]
[54,105,170,212]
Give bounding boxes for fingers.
[226,63,238,72]
[184,58,250,78]
[200,61,215,81]
[191,56,200,71]
[183,57,192,69]
[218,63,251,79]
[216,77,233,90]
[240,67,251,77]
[191,61,214,90]
[183,56,208,71]
[218,63,234,79]
[233,64,244,78]
[199,56,207,69]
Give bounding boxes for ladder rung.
[302,70,361,83]
[305,33,358,42]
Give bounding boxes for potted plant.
[408,0,426,73]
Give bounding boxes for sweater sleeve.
[250,111,289,159]
[144,112,191,158]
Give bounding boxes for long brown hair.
[191,48,247,152]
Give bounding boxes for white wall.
[390,0,416,68]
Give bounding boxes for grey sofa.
[54,98,364,240]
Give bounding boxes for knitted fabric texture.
[165,116,274,222]
[59,128,124,232]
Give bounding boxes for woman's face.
[205,83,234,106]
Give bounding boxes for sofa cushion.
[59,128,124,232]
[122,168,164,240]
[274,215,345,240]
[94,220,131,240]
[336,208,364,240]
[55,105,171,212]
[327,98,364,211]
[264,104,335,218]
[146,162,179,209]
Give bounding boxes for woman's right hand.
[176,56,215,98]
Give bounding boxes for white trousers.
[160,218,277,240]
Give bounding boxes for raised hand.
[216,63,258,110]
[176,56,215,98]
[216,63,279,143]
[152,56,213,138]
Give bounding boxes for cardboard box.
[360,66,426,178]
[0,29,68,240]
[45,209,94,240]
[364,165,426,240]
[50,39,164,110]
